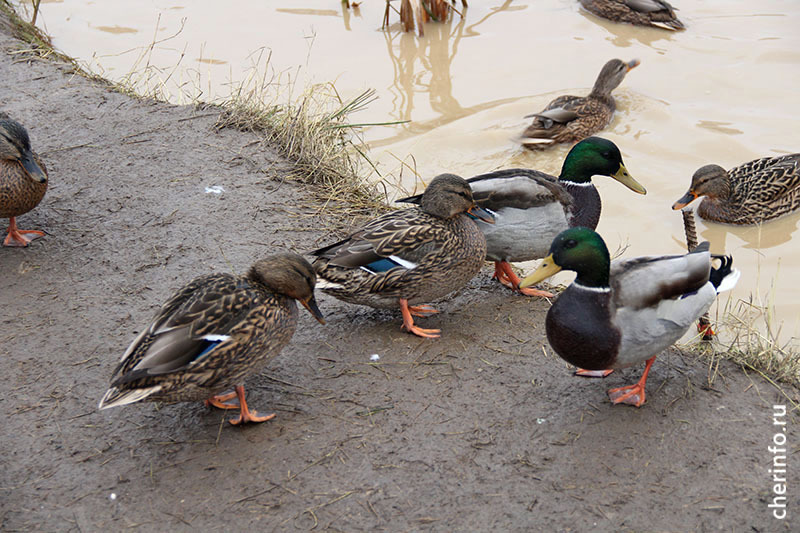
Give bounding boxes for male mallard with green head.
[579,0,685,31]
[521,58,639,149]
[672,154,800,225]
[520,227,739,407]
[99,253,325,425]
[311,173,494,339]
[1,114,48,247]
[398,137,646,297]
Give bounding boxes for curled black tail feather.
[709,254,734,289]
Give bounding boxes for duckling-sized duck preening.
[520,58,639,150]
[672,154,800,225]
[98,253,325,425]
[520,227,739,407]
[0,113,48,247]
[398,137,647,297]
[311,173,494,339]
[579,0,685,31]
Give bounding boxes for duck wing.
[110,273,258,384]
[610,243,711,312]
[732,155,800,205]
[467,169,573,212]
[311,209,447,272]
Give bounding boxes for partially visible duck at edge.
[1,113,48,247]
[673,154,800,225]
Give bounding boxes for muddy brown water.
[26,0,800,340]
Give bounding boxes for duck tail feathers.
[709,254,740,293]
[98,385,162,410]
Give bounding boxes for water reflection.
[577,10,678,50]
[699,210,800,251]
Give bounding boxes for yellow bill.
[519,254,563,289]
[612,163,646,195]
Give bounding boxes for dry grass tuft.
[214,58,393,223]
[696,296,800,391]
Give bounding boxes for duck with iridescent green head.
[520,227,739,407]
[398,137,647,297]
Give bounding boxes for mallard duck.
[311,173,494,339]
[520,58,639,149]
[519,227,739,407]
[1,114,48,247]
[398,137,647,297]
[579,0,684,31]
[98,253,325,425]
[672,154,800,225]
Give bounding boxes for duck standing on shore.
[98,253,325,426]
[1,113,48,247]
[398,137,647,297]
[311,173,494,339]
[520,227,739,407]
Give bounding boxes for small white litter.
[536,418,546,425]
[205,185,225,194]
[109,493,117,501]
[370,354,380,362]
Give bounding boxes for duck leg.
[493,261,553,298]
[205,390,240,410]
[607,356,656,407]
[228,385,275,425]
[4,217,45,247]
[399,298,441,338]
[408,304,439,317]
[575,368,614,378]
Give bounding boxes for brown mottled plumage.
[311,173,494,338]
[672,154,800,225]
[579,0,684,30]
[0,114,49,247]
[98,253,325,425]
[520,58,639,150]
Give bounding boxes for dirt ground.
[1,13,797,532]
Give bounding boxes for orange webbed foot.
[400,299,441,338]
[576,368,614,378]
[205,391,239,410]
[606,356,656,408]
[608,383,647,407]
[4,228,45,247]
[226,386,276,425]
[494,261,553,298]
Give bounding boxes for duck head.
[250,253,325,324]
[0,117,47,184]
[672,164,731,210]
[420,173,494,223]
[520,227,611,289]
[590,58,640,97]
[562,137,647,194]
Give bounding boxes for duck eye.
[565,239,578,249]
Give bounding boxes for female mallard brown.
[520,227,739,407]
[398,137,646,297]
[579,0,684,30]
[672,154,800,225]
[521,58,639,150]
[98,252,325,425]
[0,114,48,247]
[311,173,494,339]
